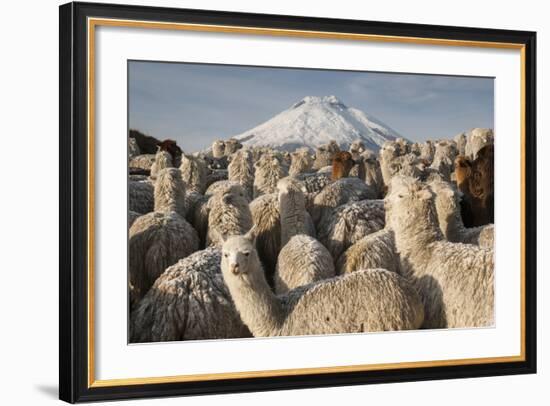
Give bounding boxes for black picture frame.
[59,1,537,403]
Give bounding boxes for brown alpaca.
[453,145,494,227]
[469,144,494,226]
[331,151,355,181]
[157,139,183,163]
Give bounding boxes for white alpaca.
[129,179,154,214]
[316,199,385,261]
[289,147,314,176]
[274,178,334,293]
[224,138,243,156]
[386,175,494,328]
[312,141,339,170]
[465,128,494,160]
[454,132,467,156]
[206,183,253,246]
[250,190,316,284]
[220,232,424,337]
[430,180,494,248]
[336,229,398,275]
[130,154,156,171]
[128,137,141,159]
[228,148,255,200]
[430,140,458,182]
[150,149,173,180]
[253,153,287,198]
[179,154,207,194]
[419,140,435,163]
[130,246,251,342]
[211,140,225,158]
[129,168,199,308]
[311,177,376,226]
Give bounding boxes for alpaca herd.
[128,128,495,342]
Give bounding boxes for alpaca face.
[430,180,459,219]
[385,176,434,230]
[221,233,259,282]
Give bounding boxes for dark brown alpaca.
[331,151,355,181]
[157,139,183,162]
[453,145,494,227]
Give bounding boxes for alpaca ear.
[244,225,257,245]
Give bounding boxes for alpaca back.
[129,179,154,214]
[317,199,385,261]
[276,269,424,336]
[130,247,250,342]
[410,241,494,328]
[154,168,187,217]
[311,178,376,226]
[337,228,398,275]
[129,211,199,308]
[130,154,156,171]
[275,235,334,294]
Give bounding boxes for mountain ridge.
[232,95,405,152]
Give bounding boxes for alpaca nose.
[230,263,239,275]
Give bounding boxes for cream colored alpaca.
[316,199,385,261]
[221,232,424,337]
[228,148,255,200]
[311,177,376,226]
[249,188,315,284]
[430,180,494,248]
[465,128,494,159]
[211,140,225,158]
[253,153,287,198]
[336,228,398,275]
[274,178,334,293]
[150,149,173,180]
[129,168,199,308]
[179,154,207,194]
[206,183,253,246]
[289,147,313,176]
[386,175,494,329]
[130,246,251,342]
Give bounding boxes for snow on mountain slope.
[233,96,405,152]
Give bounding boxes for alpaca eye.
[223,253,228,258]
[243,252,250,257]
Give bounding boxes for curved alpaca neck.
[154,174,186,217]
[226,258,284,337]
[393,202,442,256]
[439,202,467,239]
[279,188,307,247]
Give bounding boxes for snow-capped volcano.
[233,96,404,152]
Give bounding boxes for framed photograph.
[59,1,537,403]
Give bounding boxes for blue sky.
[129,61,494,152]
